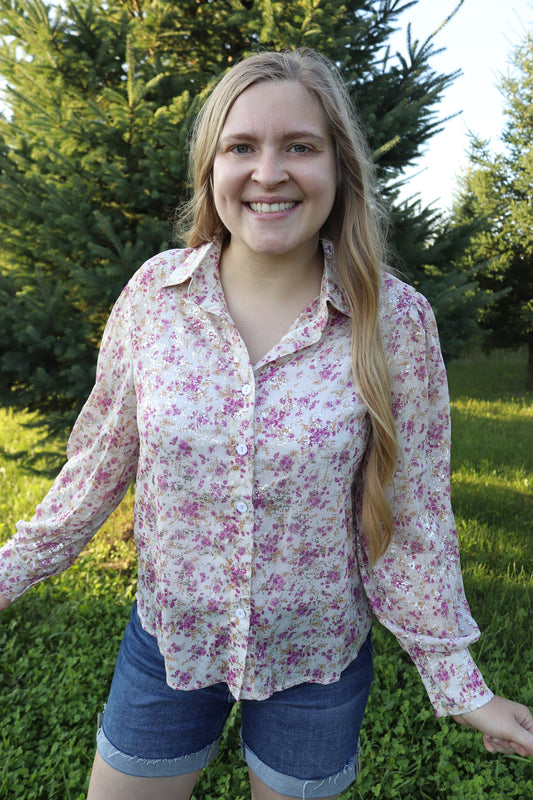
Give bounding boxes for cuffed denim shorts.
[97,602,373,799]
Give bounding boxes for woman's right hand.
[0,593,11,610]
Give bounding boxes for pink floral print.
[0,239,492,716]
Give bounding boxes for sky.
[389,0,533,211]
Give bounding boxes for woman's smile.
[247,200,298,214]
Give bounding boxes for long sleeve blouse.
[0,239,493,716]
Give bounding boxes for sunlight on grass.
[453,397,533,419]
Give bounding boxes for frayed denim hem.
[242,739,359,799]
[96,727,220,778]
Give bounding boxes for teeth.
[249,201,297,213]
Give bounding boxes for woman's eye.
[290,144,311,153]
[230,144,252,154]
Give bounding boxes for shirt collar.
[160,237,350,318]
[161,239,221,292]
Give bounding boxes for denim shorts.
[97,602,373,799]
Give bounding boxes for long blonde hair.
[178,49,397,562]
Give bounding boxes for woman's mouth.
[248,201,298,213]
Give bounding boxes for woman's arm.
[356,281,492,716]
[0,280,139,602]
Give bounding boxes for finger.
[483,736,529,756]
[483,736,509,753]
[484,735,513,751]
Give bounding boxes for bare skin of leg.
[248,768,338,800]
[86,752,201,800]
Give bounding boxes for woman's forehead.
[220,80,330,138]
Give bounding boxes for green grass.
[0,348,531,799]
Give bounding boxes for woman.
[0,49,532,800]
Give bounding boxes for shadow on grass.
[446,347,532,402]
[0,443,65,479]
[451,412,532,475]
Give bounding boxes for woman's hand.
[0,593,11,611]
[453,695,533,756]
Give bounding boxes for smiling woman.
[0,48,532,800]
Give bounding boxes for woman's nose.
[251,152,289,187]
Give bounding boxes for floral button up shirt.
[0,239,493,716]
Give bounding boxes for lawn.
[0,348,531,799]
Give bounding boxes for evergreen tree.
[451,33,533,389]
[0,0,473,434]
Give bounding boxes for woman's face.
[212,80,337,263]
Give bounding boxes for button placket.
[233,376,254,521]
[227,371,254,681]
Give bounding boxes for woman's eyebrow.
[218,130,329,147]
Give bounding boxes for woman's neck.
[219,237,324,299]
[218,238,325,365]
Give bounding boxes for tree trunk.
[527,339,533,391]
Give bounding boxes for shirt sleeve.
[0,282,139,601]
[355,282,494,717]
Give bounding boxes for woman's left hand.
[453,695,533,756]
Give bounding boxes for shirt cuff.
[415,647,494,717]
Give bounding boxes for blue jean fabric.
[98,602,373,797]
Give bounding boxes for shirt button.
[235,609,246,619]
[236,501,248,514]
[241,384,252,396]
[236,443,248,456]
